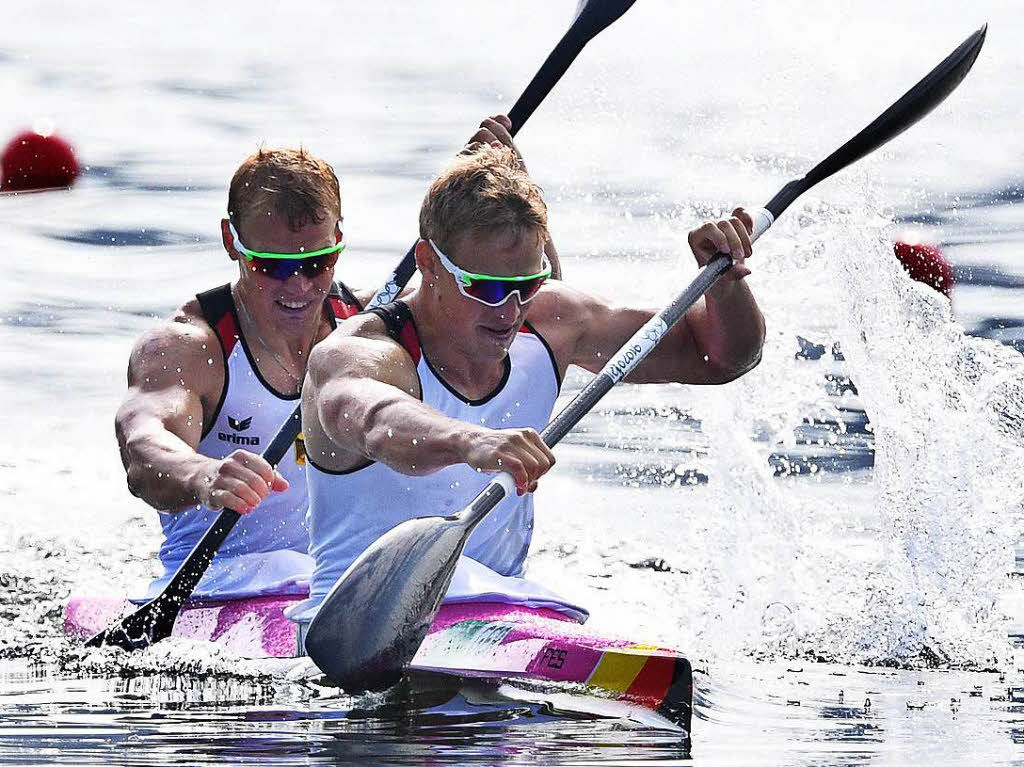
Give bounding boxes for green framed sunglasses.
[428,239,551,307]
[230,221,345,280]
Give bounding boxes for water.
[3,0,1024,763]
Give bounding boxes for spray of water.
[687,187,1024,669]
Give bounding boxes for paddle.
[85,413,301,650]
[366,0,637,309]
[85,0,636,653]
[304,24,987,692]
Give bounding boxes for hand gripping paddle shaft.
[304,24,987,692]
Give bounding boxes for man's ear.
[221,218,240,262]
[414,239,435,277]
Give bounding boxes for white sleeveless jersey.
[304,301,561,611]
[142,283,361,601]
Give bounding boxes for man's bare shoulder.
[527,280,594,318]
[126,299,222,387]
[524,281,600,336]
[308,310,416,389]
[317,310,390,350]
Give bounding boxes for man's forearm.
[121,430,211,512]
[698,279,766,377]
[363,399,477,476]
[321,382,473,476]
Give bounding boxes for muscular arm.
[305,326,475,475]
[116,313,286,513]
[574,280,763,384]
[533,251,765,385]
[304,319,553,492]
[115,318,221,510]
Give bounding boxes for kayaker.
[115,116,559,602]
[294,143,765,622]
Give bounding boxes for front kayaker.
[116,117,559,603]
[295,143,765,623]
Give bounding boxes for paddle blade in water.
[304,515,469,691]
[84,599,171,650]
[767,24,987,219]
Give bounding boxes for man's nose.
[495,294,524,321]
[285,270,314,292]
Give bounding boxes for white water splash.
[687,187,1024,669]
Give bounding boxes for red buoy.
[0,130,80,192]
[893,239,954,297]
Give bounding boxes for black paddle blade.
[507,0,636,133]
[304,516,468,692]
[767,24,987,219]
[84,599,172,650]
[570,0,636,40]
[84,508,244,651]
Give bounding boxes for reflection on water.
[5,659,1024,765]
[0,661,695,765]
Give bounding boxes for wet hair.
[418,144,548,260]
[227,146,341,235]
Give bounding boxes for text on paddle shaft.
[606,319,668,382]
[609,343,644,381]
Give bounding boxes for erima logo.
[219,415,259,446]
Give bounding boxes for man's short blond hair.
[228,147,341,234]
[419,145,548,260]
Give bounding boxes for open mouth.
[275,298,314,313]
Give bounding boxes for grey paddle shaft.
[459,252,735,530]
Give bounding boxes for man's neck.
[232,283,324,370]
[406,295,508,400]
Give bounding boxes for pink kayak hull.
[64,594,692,730]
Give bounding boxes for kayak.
[64,594,692,732]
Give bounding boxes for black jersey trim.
[523,320,563,392]
[196,284,233,439]
[306,453,374,476]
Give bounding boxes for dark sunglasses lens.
[517,276,545,301]
[464,280,510,304]
[297,252,336,279]
[465,276,545,305]
[251,251,338,281]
